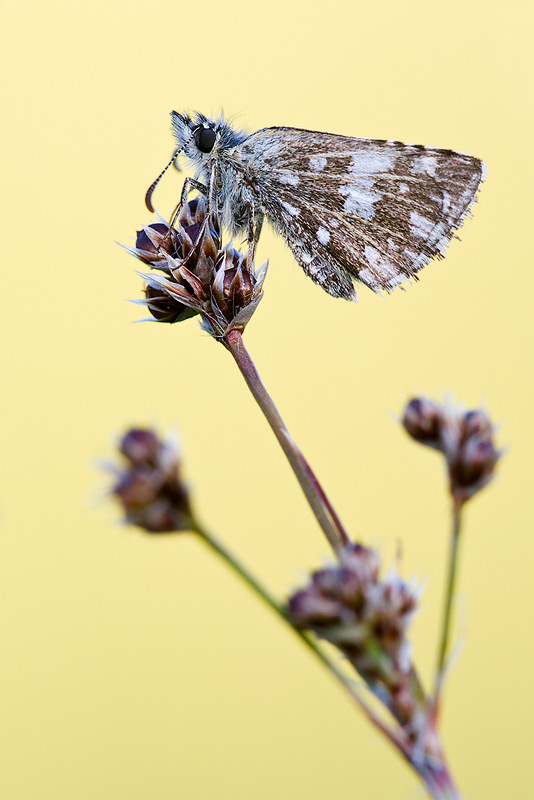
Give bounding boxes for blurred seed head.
[402,398,443,449]
[448,429,500,504]
[111,428,194,533]
[402,397,501,505]
[288,543,420,724]
[124,197,267,337]
[119,428,161,465]
[459,409,493,442]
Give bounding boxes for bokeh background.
[2,0,532,797]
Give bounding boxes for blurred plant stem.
[433,500,463,709]
[192,522,410,757]
[223,329,349,556]
[419,763,462,800]
[220,330,462,797]
[193,519,460,800]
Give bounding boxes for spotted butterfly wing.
[237,127,485,299]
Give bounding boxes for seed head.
[111,428,194,533]
[135,222,182,265]
[402,397,443,449]
[402,397,501,505]
[119,428,161,465]
[143,284,198,323]
[448,428,500,504]
[288,543,420,725]
[459,409,493,442]
[125,197,267,337]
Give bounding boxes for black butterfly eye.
[194,126,216,153]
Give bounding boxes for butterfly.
[145,111,485,301]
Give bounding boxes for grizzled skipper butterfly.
[145,112,485,300]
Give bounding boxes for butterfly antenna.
[145,150,181,212]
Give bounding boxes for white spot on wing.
[317,227,330,246]
[282,201,300,217]
[461,185,477,205]
[309,156,327,171]
[339,185,379,220]
[413,155,438,176]
[279,173,300,186]
[364,246,399,282]
[410,211,435,238]
[358,267,377,287]
[349,152,396,175]
[365,245,382,268]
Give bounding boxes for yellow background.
[2,0,532,797]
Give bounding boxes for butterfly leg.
[178,162,221,269]
[245,201,264,270]
[162,177,210,270]
[168,177,208,230]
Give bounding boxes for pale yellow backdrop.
[1,0,532,798]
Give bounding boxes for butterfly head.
[145,112,240,212]
[171,111,217,166]
[171,111,248,168]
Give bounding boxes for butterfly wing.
[238,127,485,299]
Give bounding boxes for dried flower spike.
[288,543,421,727]
[112,428,194,533]
[447,420,500,504]
[402,397,443,449]
[402,397,501,505]
[125,197,267,337]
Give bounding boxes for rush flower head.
[111,428,194,533]
[124,197,268,338]
[288,543,421,726]
[402,397,443,449]
[445,408,500,504]
[402,397,501,505]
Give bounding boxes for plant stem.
[418,760,462,800]
[223,329,349,555]
[434,499,463,706]
[193,520,460,799]
[192,521,411,760]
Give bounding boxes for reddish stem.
[224,329,350,555]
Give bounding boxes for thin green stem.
[191,520,410,761]
[434,500,463,705]
[189,521,462,797]
[223,329,349,555]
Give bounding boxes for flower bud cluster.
[112,428,193,533]
[402,398,500,504]
[126,198,267,337]
[288,544,420,725]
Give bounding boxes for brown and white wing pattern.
[239,127,485,299]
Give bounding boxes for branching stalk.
[193,520,461,799]
[192,521,410,759]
